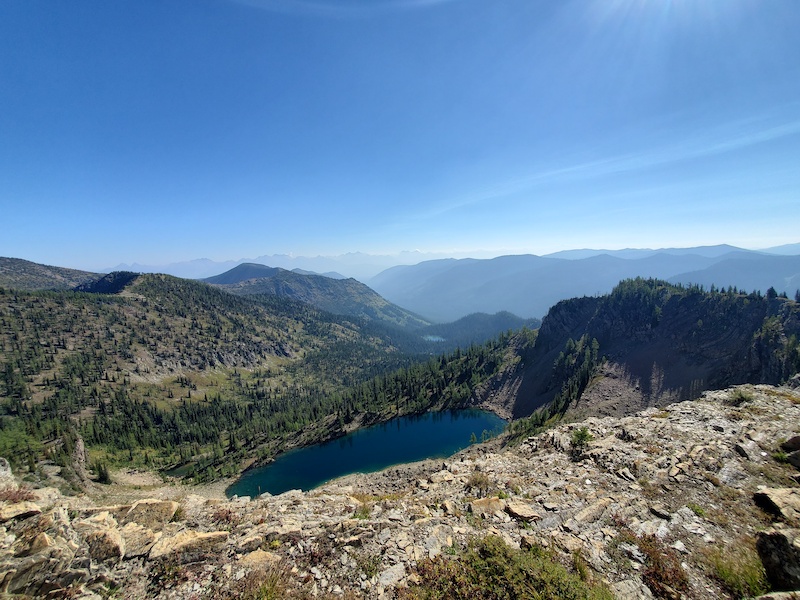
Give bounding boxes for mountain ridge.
[0,257,100,291]
[204,263,432,330]
[369,248,800,321]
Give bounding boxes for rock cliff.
[1,384,799,599]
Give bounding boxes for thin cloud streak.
[421,114,800,220]
[231,0,461,18]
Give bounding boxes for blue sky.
[1,0,799,270]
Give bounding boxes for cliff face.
[1,384,799,599]
[475,281,800,419]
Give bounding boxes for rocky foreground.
[1,385,800,599]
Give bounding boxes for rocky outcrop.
[475,283,800,420]
[757,527,800,591]
[0,384,798,598]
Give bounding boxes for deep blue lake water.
[225,409,506,498]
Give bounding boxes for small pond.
[225,409,506,498]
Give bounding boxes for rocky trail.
[1,384,799,599]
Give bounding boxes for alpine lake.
[225,409,506,498]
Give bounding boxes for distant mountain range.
[101,243,799,281]
[7,241,800,329]
[106,250,488,281]
[368,245,800,321]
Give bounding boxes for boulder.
[787,451,800,470]
[0,502,41,523]
[780,436,800,452]
[378,563,406,588]
[85,528,124,562]
[120,522,160,558]
[149,530,228,561]
[124,499,179,529]
[239,549,281,568]
[468,497,505,518]
[573,497,612,524]
[756,527,800,591]
[441,500,459,515]
[754,488,800,525]
[504,501,541,522]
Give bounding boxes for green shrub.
[613,518,689,599]
[571,427,593,457]
[726,388,754,406]
[636,534,689,598]
[687,502,706,518]
[94,460,112,484]
[703,539,768,599]
[466,471,491,498]
[352,503,371,520]
[772,451,789,463]
[0,485,36,503]
[398,535,613,600]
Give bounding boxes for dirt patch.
[84,468,232,505]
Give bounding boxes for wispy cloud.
[230,0,461,19]
[422,112,800,219]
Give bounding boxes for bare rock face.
[756,527,800,591]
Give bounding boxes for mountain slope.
[206,263,431,329]
[2,384,798,599]
[0,257,100,291]
[0,273,431,474]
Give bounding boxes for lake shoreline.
[226,408,507,498]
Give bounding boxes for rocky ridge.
[1,385,799,599]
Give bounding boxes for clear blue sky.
[2,0,799,270]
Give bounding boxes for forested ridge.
[0,273,522,483]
